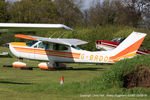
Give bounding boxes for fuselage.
[9,32,147,64]
[9,41,114,64]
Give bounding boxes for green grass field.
[0,47,149,100]
[0,60,107,100]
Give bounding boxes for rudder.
[109,32,146,62]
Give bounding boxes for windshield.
[26,40,38,47]
[111,38,119,42]
[111,38,125,44]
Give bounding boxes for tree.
[86,0,143,27]
[137,0,150,27]
[116,0,142,27]
[0,1,9,22]
[87,1,104,26]
[54,0,83,26]
[86,0,116,26]
[8,0,58,23]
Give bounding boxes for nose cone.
[9,42,27,58]
[9,42,18,58]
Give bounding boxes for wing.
[0,23,73,31]
[15,34,88,46]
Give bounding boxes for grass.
[56,55,150,99]
[0,49,111,99]
[0,52,150,99]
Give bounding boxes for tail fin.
[109,32,146,62]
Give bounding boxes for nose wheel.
[38,62,73,70]
[38,62,66,70]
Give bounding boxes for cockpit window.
[26,40,38,47]
[112,38,119,42]
[111,38,125,44]
[71,45,81,50]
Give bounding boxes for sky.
[6,0,98,10]
[80,0,96,10]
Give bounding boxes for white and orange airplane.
[0,23,147,69]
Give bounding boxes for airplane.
[0,23,147,70]
[96,37,150,55]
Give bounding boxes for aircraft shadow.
[0,80,32,85]
[68,67,104,71]
[41,67,104,71]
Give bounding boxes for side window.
[34,42,52,50]
[53,43,68,51]
[38,42,46,49]
[45,43,52,50]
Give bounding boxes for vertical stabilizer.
[109,32,146,62]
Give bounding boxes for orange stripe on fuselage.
[13,47,80,59]
[109,52,136,62]
[11,42,27,47]
[110,37,145,61]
